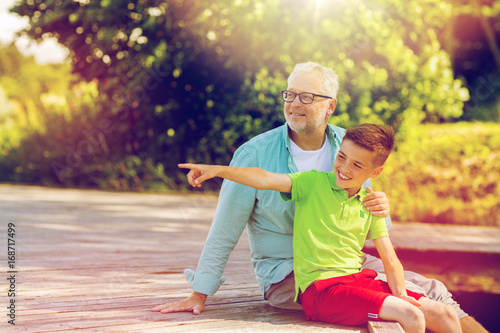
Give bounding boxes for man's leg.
[459,316,489,333]
[416,297,461,333]
[264,272,303,310]
[363,253,489,333]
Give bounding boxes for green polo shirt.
[282,170,388,301]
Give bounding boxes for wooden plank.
[1,184,498,332]
[0,184,368,332]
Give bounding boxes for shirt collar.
[325,124,339,146]
[328,172,367,201]
[283,123,292,153]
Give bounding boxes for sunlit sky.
[0,0,68,64]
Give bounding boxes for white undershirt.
[290,135,332,172]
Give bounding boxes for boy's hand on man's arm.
[363,187,390,217]
[151,291,207,315]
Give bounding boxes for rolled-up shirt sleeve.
[184,147,257,295]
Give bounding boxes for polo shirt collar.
[328,172,368,201]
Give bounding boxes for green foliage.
[440,1,500,122]
[376,122,500,227]
[7,1,468,188]
[2,0,496,229]
[0,44,76,177]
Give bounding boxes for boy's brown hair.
[343,123,394,166]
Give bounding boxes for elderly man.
[153,62,485,332]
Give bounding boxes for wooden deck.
[1,184,499,332]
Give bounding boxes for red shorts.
[299,269,424,326]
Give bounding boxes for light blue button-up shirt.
[184,123,391,296]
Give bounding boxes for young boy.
[178,123,461,333]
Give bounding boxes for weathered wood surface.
[0,184,499,332]
[0,184,368,332]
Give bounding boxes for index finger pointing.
[178,163,195,169]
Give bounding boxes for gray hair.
[288,62,339,99]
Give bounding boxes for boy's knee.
[412,307,426,324]
[404,305,425,329]
[441,304,460,323]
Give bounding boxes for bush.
[375,122,500,227]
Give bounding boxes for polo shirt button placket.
[340,192,347,221]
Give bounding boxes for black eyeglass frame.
[281,90,333,104]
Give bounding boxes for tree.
[439,0,500,121]
[9,0,469,189]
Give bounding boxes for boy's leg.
[301,270,417,327]
[398,269,487,332]
[417,297,462,333]
[378,295,425,333]
[300,281,391,326]
[365,271,463,333]
[363,254,468,318]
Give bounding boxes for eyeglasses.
[281,90,332,104]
